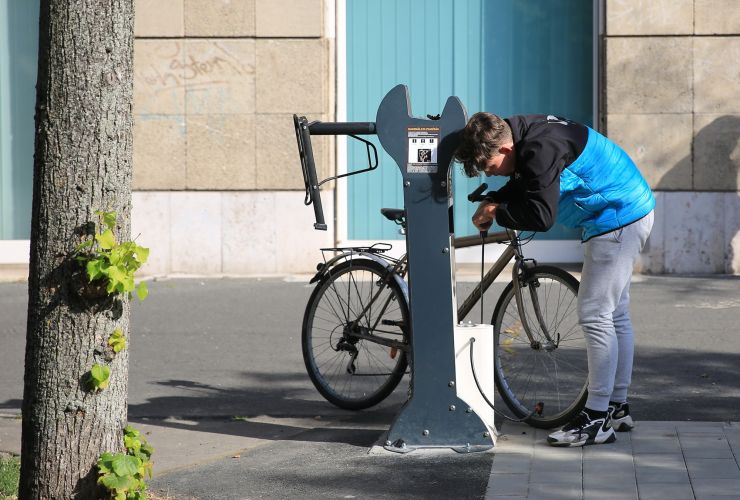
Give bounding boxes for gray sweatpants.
[578,211,654,412]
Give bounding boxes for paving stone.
[582,447,633,460]
[582,449,635,468]
[529,468,583,485]
[631,423,678,435]
[636,481,695,500]
[631,436,682,454]
[675,421,726,433]
[486,473,529,496]
[491,453,532,474]
[527,482,583,500]
[685,458,740,479]
[583,471,636,491]
[531,455,582,474]
[583,460,635,477]
[691,478,740,497]
[679,434,734,459]
[583,483,638,500]
[634,453,690,483]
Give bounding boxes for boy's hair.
[454,112,512,177]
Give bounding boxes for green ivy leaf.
[97,452,116,474]
[135,245,149,264]
[105,266,127,294]
[96,229,116,250]
[111,454,140,477]
[139,442,154,459]
[90,364,110,390]
[102,211,117,230]
[79,212,150,301]
[136,282,149,301]
[108,328,127,353]
[86,258,107,282]
[123,425,140,438]
[100,472,137,492]
[124,434,141,454]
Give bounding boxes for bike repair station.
[294,85,497,453]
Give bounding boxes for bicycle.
[301,186,587,429]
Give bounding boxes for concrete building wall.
[127,0,740,276]
[604,0,740,273]
[132,0,334,276]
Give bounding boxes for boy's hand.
[472,201,497,231]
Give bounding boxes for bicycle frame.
[455,230,557,346]
[320,250,410,353]
[321,228,556,354]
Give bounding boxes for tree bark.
[21,1,134,498]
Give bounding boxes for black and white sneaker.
[607,402,634,432]
[547,411,616,447]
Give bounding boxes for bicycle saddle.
[380,208,406,223]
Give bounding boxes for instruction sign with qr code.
[407,127,440,174]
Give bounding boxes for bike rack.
[294,84,493,453]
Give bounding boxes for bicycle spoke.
[494,268,586,426]
[303,260,409,409]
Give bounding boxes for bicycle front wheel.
[493,265,587,429]
[302,259,409,410]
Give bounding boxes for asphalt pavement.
[1,273,739,498]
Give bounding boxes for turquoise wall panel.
[483,0,593,240]
[346,0,594,240]
[0,0,38,239]
[347,0,486,240]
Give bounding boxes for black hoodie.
[488,114,588,231]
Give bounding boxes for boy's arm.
[484,181,517,204]
[493,139,562,232]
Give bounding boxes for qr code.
[417,149,432,162]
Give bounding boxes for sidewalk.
[2,413,739,499]
[486,421,740,500]
[1,275,739,499]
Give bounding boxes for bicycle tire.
[302,258,409,410]
[492,265,587,429]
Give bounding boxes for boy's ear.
[498,145,514,155]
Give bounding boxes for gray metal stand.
[375,85,492,453]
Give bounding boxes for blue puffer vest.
[557,127,655,241]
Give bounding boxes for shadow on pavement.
[119,344,740,449]
[126,373,408,446]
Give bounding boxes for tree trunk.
[21,1,134,498]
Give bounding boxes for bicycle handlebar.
[467,183,488,202]
[294,115,379,231]
[308,121,377,136]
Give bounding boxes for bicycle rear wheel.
[492,265,587,429]
[302,259,409,410]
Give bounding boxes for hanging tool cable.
[467,183,489,324]
[469,337,544,423]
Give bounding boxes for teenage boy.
[454,112,655,447]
